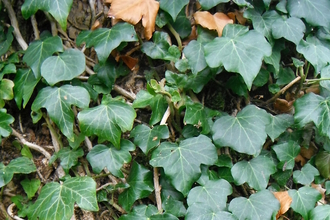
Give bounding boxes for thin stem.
[31,15,40,39]
[43,113,63,151]
[266,76,301,104]
[167,23,182,51]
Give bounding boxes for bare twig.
[266,76,301,104]
[2,0,28,50]
[89,0,96,28]
[44,12,58,36]
[84,136,93,151]
[11,128,52,159]
[31,15,40,39]
[43,114,62,151]
[160,106,171,125]
[0,202,11,220]
[114,85,136,100]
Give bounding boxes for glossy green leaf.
[27,176,98,220]
[320,65,330,95]
[0,64,16,80]
[0,108,14,141]
[272,141,300,171]
[171,9,191,38]
[150,135,217,196]
[184,102,211,134]
[20,178,40,199]
[119,205,158,220]
[0,79,14,108]
[204,24,271,89]
[14,69,40,109]
[293,163,319,185]
[0,157,36,188]
[0,26,14,56]
[77,23,138,64]
[231,155,276,191]
[289,186,322,220]
[266,114,293,141]
[264,41,284,73]
[183,40,207,74]
[229,190,279,220]
[162,196,186,217]
[272,170,292,187]
[41,49,85,86]
[23,35,63,78]
[287,0,330,29]
[186,204,237,220]
[276,0,287,13]
[159,0,189,21]
[212,105,270,156]
[31,85,90,141]
[130,124,169,154]
[22,0,73,30]
[309,204,330,219]
[199,0,229,10]
[118,161,154,211]
[271,17,305,45]
[276,67,295,86]
[56,147,84,173]
[78,98,136,148]
[187,179,232,211]
[87,140,135,178]
[316,151,330,178]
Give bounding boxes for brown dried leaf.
[273,191,292,219]
[193,11,233,37]
[273,98,293,113]
[295,154,306,166]
[300,143,317,160]
[311,183,326,205]
[120,55,139,70]
[106,0,159,40]
[91,20,101,30]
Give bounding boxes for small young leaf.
[162,196,187,217]
[272,141,300,170]
[266,114,293,141]
[118,161,154,211]
[293,163,319,185]
[159,0,189,21]
[184,102,211,134]
[87,140,135,178]
[0,108,14,141]
[20,178,41,199]
[57,147,84,173]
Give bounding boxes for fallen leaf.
[193,11,233,37]
[120,55,139,70]
[300,143,317,160]
[311,183,326,205]
[228,10,247,25]
[106,0,159,40]
[273,98,293,113]
[295,154,306,166]
[91,20,101,30]
[305,84,320,94]
[273,191,292,219]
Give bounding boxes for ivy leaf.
[56,147,84,173]
[41,49,85,86]
[0,79,14,108]
[289,186,322,220]
[0,157,36,188]
[183,40,207,74]
[184,102,211,134]
[187,179,232,211]
[20,178,41,199]
[212,105,270,156]
[162,196,187,217]
[186,204,237,220]
[272,141,300,171]
[159,0,189,21]
[23,35,63,78]
[228,190,280,220]
[309,205,330,220]
[130,124,169,154]
[231,155,276,191]
[0,108,14,141]
[266,114,293,141]
[31,85,90,142]
[118,161,154,211]
[271,17,305,45]
[14,69,40,109]
[287,0,330,29]
[22,0,73,30]
[86,140,135,178]
[204,24,271,89]
[150,135,217,196]
[315,151,330,178]
[78,98,136,148]
[77,23,138,64]
[293,163,319,185]
[27,176,98,220]
[199,0,230,10]
[0,26,14,56]
[119,205,158,220]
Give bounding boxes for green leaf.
[276,0,287,13]
[272,170,292,187]
[159,0,189,21]
[20,178,40,199]
[316,151,330,178]
[294,93,330,138]
[204,24,271,89]
[272,141,300,171]
[231,155,276,191]
[212,105,270,156]
[186,204,237,220]
[266,114,293,141]
[287,0,330,29]
[162,196,186,217]
[130,124,169,154]
[119,205,158,220]
[199,0,230,10]
[150,135,217,196]
[118,161,154,211]
[78,98,136,148]
[22,0,73,30]
[87,140,135,178]
[77,23,138,64]
[0,63,16,79]
[14,68,40,109]
[289,186,322,220]
[57,147,84,173]
[171,9,191,39]
[184,102,211,134]
[142,31,180,62]
[41,49,85,85]
[27,176,98,220]
[229,190,279,220]
[0,79,14,107]
[31,85,90,141]
[23,35,63,78]
[271,17,305,45]
[183,40,207,74]
[309,205,330,219]
[276,67,295,86]
[187,179,232,211]
[0,26,14,56]
[293,163,319,185]
[0,108,14,141]
[0,157,36,188]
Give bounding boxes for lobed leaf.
[0,108,14,141]
[293,163,319,185]
[272,141,300,171]
[159,0,189,21]
[186,204,237,220]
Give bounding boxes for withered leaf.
[273,191,292,219]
